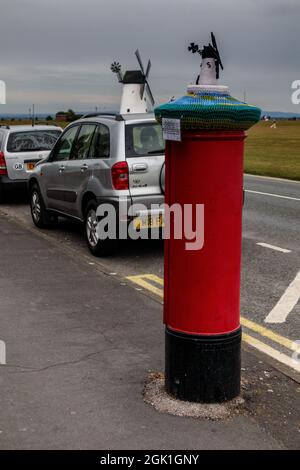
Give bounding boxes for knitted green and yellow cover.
[155,87,261,131]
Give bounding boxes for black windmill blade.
[210,32,224,79]
[135,49,146,99]
[110,61,123,82]
[135,50,155,105]
[141,58,151,101]
[145,81,155,106]
[188,42,200,54]
[145,59,151,80]
[144,59,155,105]
[135,49,145,74]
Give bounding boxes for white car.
[0,125,62,200]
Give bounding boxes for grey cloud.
[0,0,299,113]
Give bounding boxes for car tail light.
[111,161,129,190]
[0,151,7,176]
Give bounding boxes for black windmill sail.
[110,50,155,114]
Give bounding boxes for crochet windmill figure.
[155,32,261,131]
[188,32,224,86]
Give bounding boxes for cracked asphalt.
[0,211,299,449]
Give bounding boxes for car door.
[42,125,79,212]
[125,121,165,209]
[62,123,97,217]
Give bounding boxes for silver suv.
[0,125,62,200]
[28,113,165,256]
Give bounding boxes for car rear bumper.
[95,195,165,219]
[95,195,165,237]
[0,175,27,192]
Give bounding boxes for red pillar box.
[155,35,261,403]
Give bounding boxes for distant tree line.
[55,109,83,122]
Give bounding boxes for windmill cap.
[123,70,145,84]
[202,44,219,60]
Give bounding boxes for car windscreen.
[125,123,164,157]
[7,130,61,153]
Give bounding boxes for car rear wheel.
[30,184,57,228]
[85,200,116,257]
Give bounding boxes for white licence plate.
[134,214,164,230]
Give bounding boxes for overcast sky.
[0,0,299,114]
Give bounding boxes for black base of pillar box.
[165,327,241,403]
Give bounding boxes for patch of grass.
[245,121,300,181]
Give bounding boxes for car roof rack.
[81,112,124,121]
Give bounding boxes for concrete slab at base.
[143,372,245,421]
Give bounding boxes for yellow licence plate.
[134,214,164,230]
[26,162,36,170]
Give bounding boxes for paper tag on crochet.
[162,118,181,141]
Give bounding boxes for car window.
[51,126,79,161]
[51,126,78,162]
[89,124,110,159]
[6,130,61,153]
[125,123,164,157]
[71,124,96,160]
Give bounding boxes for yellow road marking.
[243,333,300,373]
[142,274,164,286]
[241,317,296,352]
[126,274,299,365]
[127,275,164,298]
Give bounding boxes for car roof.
[0,125,62,133]
[121,113,155,122]
[77,113,156,125]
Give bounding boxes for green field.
[1,118,299,181]
[245,120,300,181]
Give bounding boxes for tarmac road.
[0,174,299,379]
[242,176,300,359]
